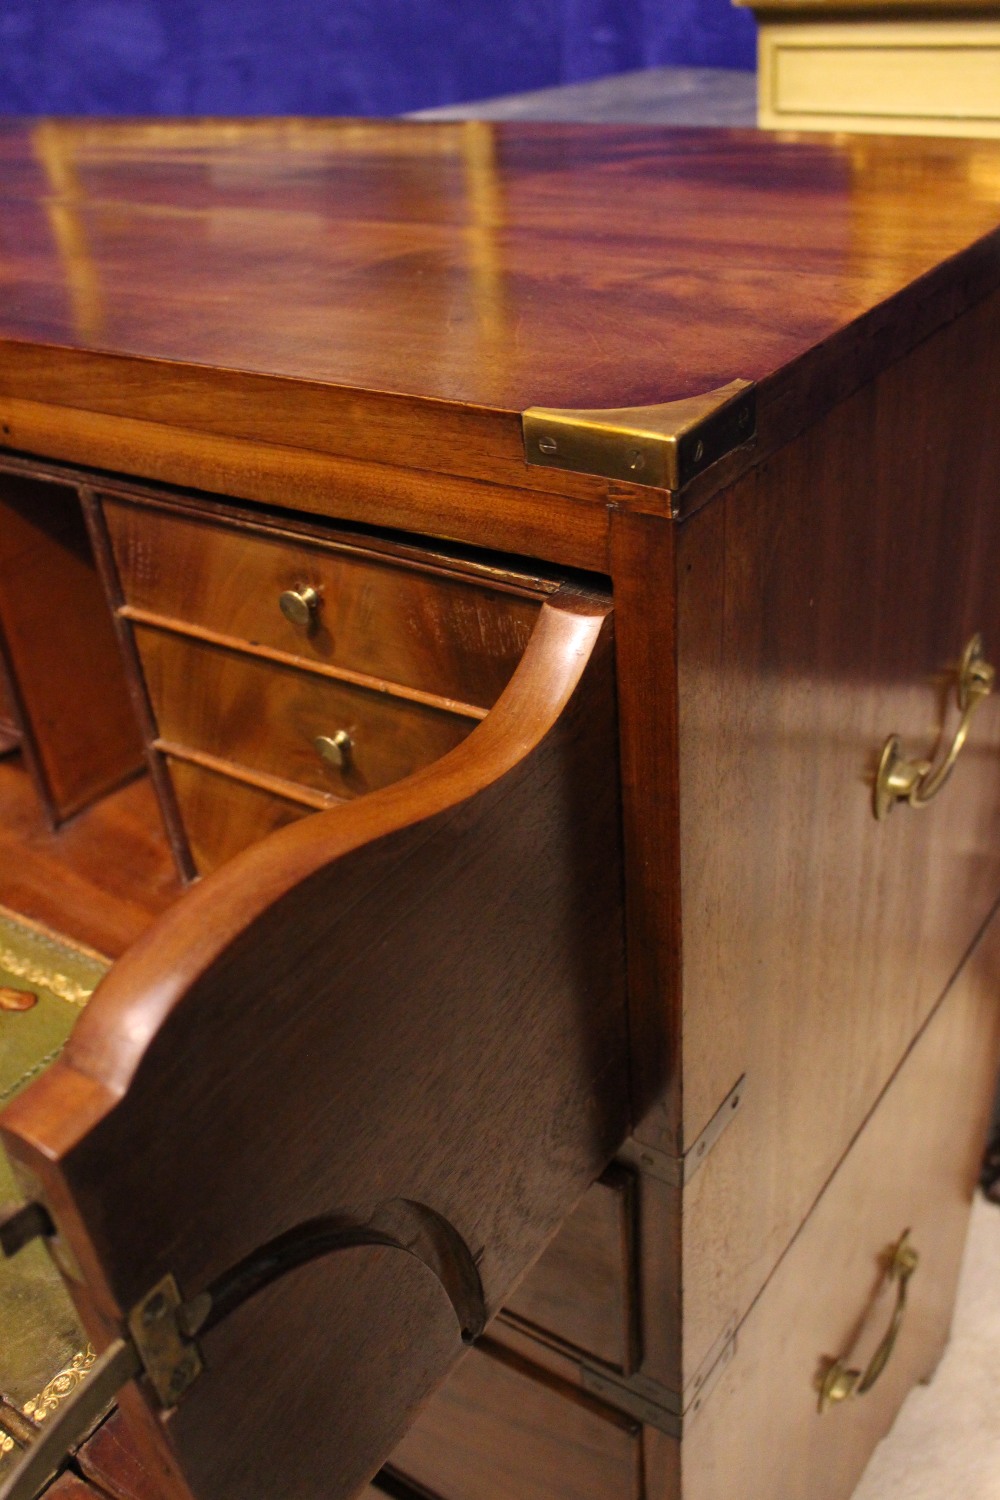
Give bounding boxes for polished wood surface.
[101,497,542,712]
[390,1340,642,1500]
[0,758,180,958]
[2,123,1000,533]
[680,902,1000,1500]
[674,284,1000,1384]
[0,473,143,823]
[1,124,999,1500]
[133,625,478,802]
[79,1413,168,1500]
[2,589,628,1500]
[164,758,312,876]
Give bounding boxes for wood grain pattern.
[131,625,478,803]
[0,759,180,959]
[501,1167,638,1374]
[389,1340,643,1500]
[164,757,313,876]
[101,497,543,712]
[680,900,1000,1500]
[0,472,144,824]
[1,588,628,1500]
[674,283,1000,1384]
[4,122,1000,519]
[78,1412,167,1500]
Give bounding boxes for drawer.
[101,497,543,712]
[501,1166,637,1374]
[165,757,313,876]
[680,904,1000,1500]
[389,1342,643,1500]
[133,624,478,804]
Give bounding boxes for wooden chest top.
[3,119,1000,531]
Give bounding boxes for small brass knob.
[279,586,320,629]
[315,731,353,770]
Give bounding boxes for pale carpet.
[854,1193,1000,1499]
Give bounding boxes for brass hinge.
[620,1074,747,1188]
[522,379,755,490]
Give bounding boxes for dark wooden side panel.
[0,470,143,823]
[2,590,628,1500]
[674,285,1000,1384]
[390,1341,643,1500]
[501,1166,638,1374]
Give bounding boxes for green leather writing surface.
[0,911,107,1466]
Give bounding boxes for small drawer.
[102,497,542,712]
[133,625,478,804]
[389,1342,643,1500]
[165,756,314,875]
[502,1167,637,1374]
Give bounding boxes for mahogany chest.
[0,118,999,1500]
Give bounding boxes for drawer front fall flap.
[0,586,628,1500]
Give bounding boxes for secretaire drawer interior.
[85,489,563,878]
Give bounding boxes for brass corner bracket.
[522,378,756,490]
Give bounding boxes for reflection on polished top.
[3,117,1000,416]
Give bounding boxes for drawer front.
[102,497,541,712]
[681,904,1000,1500]
[166,757,313,875]
[390,1342,642,1500]
[502,1166,637,1374]
[675,290,1000,1384]
[134,625,478,803]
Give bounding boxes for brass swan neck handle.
[874,635,995,820]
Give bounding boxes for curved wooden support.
[0,586,627,1500]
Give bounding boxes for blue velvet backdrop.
[0,1,756,116]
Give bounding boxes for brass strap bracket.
[522,379,756,490]
[581,1320,738,1436]
[621,1075,746,1187]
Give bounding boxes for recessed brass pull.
[315,730,352,770]
[874,634,995,819]
[818,1231,919,1412]
[278,585,320,629]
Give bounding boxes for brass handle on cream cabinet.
[874,635,995,820]
[818,1231,919,1412]
[278,585,321,629]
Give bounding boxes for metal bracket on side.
[621,1075,747,1188]
[581,1322,737,1437]
[522,379,755,491]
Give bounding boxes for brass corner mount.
[522,378,756,490]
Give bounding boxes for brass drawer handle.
[874,634,995,819]
[278,585,321,629]
[315,730,352,770]
[819,1230,919,1411]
